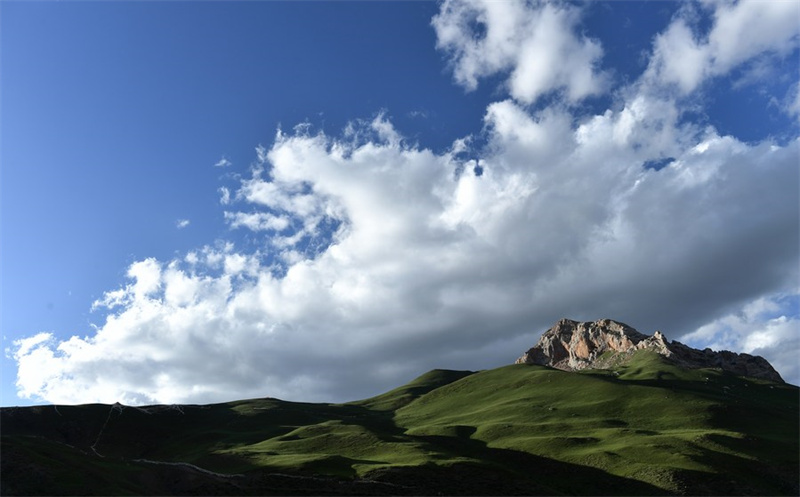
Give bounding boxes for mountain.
[516,318,784,382]
[2,319,798,496]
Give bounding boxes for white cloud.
[708,0,800,73]
[10,1,800,405]
[214,157,232,167]
[647,19,709,94]
[12,100,798,404]
[10,333,66,401]
[176,219,190,229]
[219,186,231,205]
[11,332,53,360]
[680,294,800,385]
[432,0,608,104]
[224,211,291,232]
[730,55,780,91]
[646,0,800,94]
[128,258,162,300]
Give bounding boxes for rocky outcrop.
[516,318,784,383]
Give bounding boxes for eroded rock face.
[516,318,784,383]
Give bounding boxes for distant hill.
[2,319,798,495]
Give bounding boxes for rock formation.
[516,318,784,383]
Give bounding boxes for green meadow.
[2,351,797,495]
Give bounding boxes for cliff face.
[516,318,784,383]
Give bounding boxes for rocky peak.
[516,318,783,383]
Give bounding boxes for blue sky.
[2,0,798,406]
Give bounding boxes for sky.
[1,0,798,407]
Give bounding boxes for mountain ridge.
[515,318,783,382]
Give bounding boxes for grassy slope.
[2,351,798,495]
[392,353,799,494]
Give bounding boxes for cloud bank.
[10,0,799,404]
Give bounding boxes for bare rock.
[516,318,784,383]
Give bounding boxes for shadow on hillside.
[2,401,668,496]
[389,430,669,495]
[678,433,799,496]
[325,404,669,495]
[207,402,673,495]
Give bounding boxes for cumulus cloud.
[10,1,800,404]
[645,0,800,93]
[176,219,190,229]
[13,100,798,404]
[432,0,608,104]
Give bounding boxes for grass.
[2,350,797,495]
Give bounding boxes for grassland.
[2,351,797,495]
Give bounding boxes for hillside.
[2,349,797,495]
